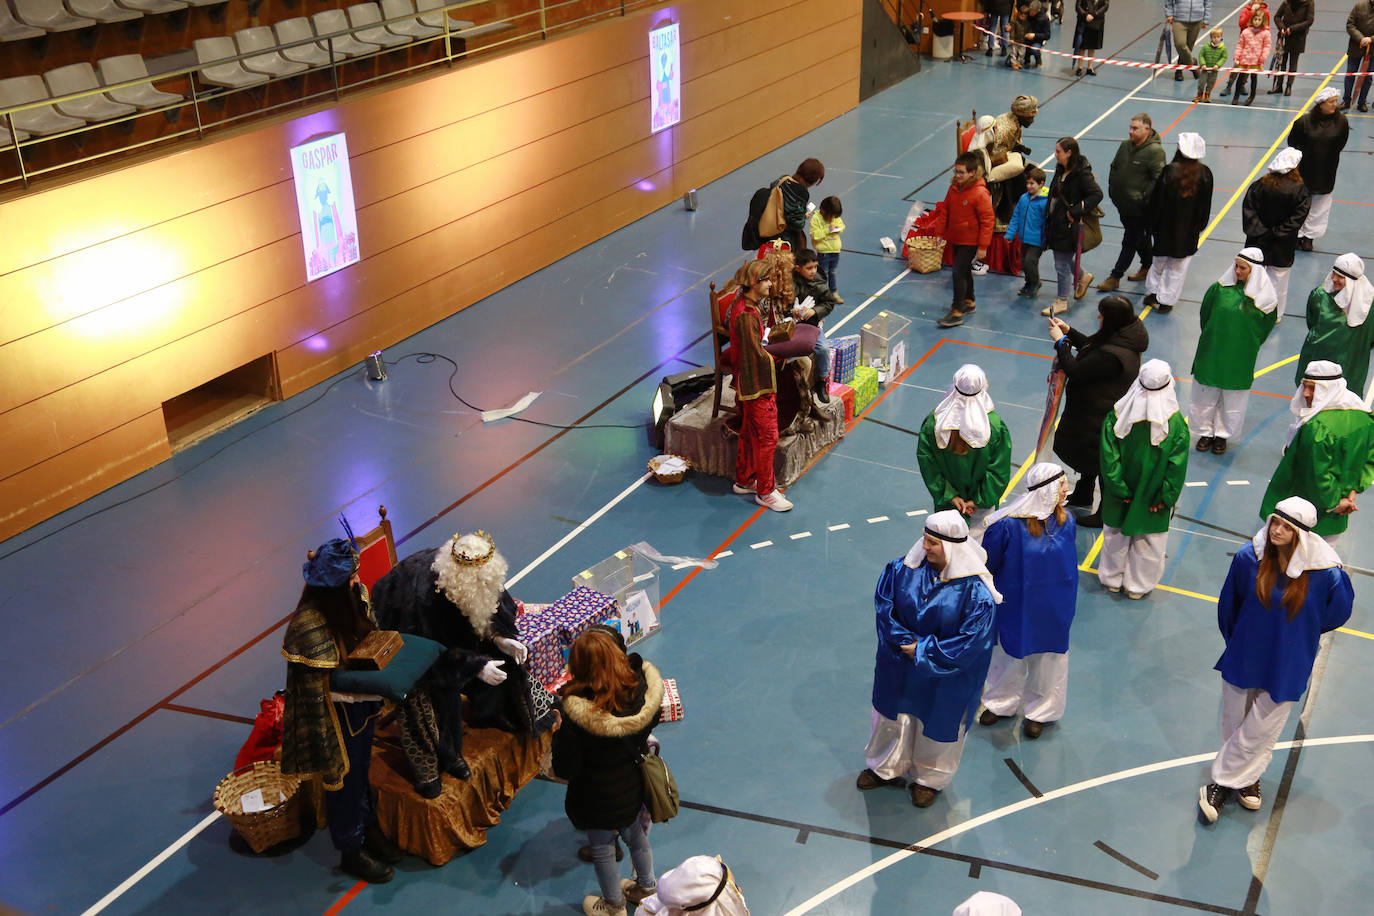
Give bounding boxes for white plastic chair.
[274,17,332,67]
[379,0,440,40]
[234,26,308,77]
[96,54,184,109]
[0,1,46,40]
[345,2,408,48]
[193,37,269,88]
[44,63,138,121]
[13,0,95,31]
[64,0,140,23]
[413,0,471,32]
[310,9,380,59]
[0,75,87,135]
[113,0,187,14]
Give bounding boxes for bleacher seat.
[274,17,333,67]
[345,3,409,48]
[0,75,87,135]
[378,0,441,40]
[310,9,381,59]
[114,0,187,14]
[1,0,46,40]
[13,0,95,31]
[234,27,308,78]
[193,37,270,89]
[96,54,184,109]
[44,63,138,121]
[65,0,141,23]
[414,0,472,32]
[0,117,32,150]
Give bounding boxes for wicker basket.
[906,236,946,274]
[213,761,304,853]
[647,454,690,484]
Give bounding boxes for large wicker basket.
[905,236,946,274]
[213,761,305,853]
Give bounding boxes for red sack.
[234,693,286,771]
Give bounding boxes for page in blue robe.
[982,514,1079,658]
[1215,544,1354,703]
[871,559,998,742]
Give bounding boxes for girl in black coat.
[1043,137,1104,317]
[1288,89,1348,249]
[1270,0,1314,94]
[1242,149,1311,318]
[1073,0,1108,74]
[553,629,663,916]
[1145,137,1213,313]
[1047,295,1148,525]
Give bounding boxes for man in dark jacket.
[1270,0,1314,95]
[792,249,840,401]
[1341,0,1374,111]
[1101,114,1165,292]
[1289,88,1349,250]
[981,0,1013,55]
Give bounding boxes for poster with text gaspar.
[291,132,361,281]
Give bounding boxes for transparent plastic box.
[572,548,660,645]
[860,310,912,384]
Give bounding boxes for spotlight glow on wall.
[649,22,681,134]
[290,132,361,282]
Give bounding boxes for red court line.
[947,338,1051,361]
[1159,103,1196,136]
[322,881,367,916]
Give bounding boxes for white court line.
[790,531,813,540]
[783,733,1374,915]
[1131,94,1300,116]
[867,516,890,524]
[828,523,851,531]
[82,811,222,916]
[906,509,928,517]
[1184,481,1208,488]
[750,540,773,549]
[1226,480,1250,486]
[507,472,652,587]
[716,550,734,559]
[826,269,912,336]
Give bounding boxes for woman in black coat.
[1270,0,1314,95]
[1047,295,1148,525]
[1242,149,1311,317]
[1288,89,1348,249]
[553,629,663,916]
[1073,0,1108,74]
[1043,137,1104,317]
[1145,136,1213,313]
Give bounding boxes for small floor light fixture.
[650,366,715,448]
[364,350,388,381]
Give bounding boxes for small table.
[939,11,984,64]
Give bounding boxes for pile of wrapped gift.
[517,586,617,691]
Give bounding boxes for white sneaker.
[755,489,794,512]
[971,259,989,276]
[583,895,627,916]
[731,482,755,495]
[1040,298,1068,316]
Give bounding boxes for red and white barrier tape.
[972,25,1360,78]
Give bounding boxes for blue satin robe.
[871,559,998,742]
[982,514,1079,658]
[1215,544,1354,703]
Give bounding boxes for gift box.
[831,334,860,385]
[828,381,855,425]
[659,678,683,722]
[851,365,879,415]
[517,586,617,690]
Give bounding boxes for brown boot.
[1097,276,1119,292]
[1126,267,1149,282]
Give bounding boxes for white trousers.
[1211,682,1293,788]
[865,711,967,790]
[1146,255,1192,307]
[1190,384,1250,439]
[1267,266,1290,324]
[1300,193,1332,240]
[1097,527,1169,596]
[981,644,1069,722]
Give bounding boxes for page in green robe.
[916,411,1013,511]
[1260,408,1374,535]
[1192,282,1278,391]
[1296,287,1374,393]
[1098,410,1190,535]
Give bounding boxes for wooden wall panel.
[0,0,861,542]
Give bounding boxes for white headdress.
[1219,247,1279,314]
[903,510,1003,604]
[638,856,750,916]
[1177,132,1205,160]
[933,364,996,449]
[1287,360,1368,443]
[1268,146,1302,173]
[1323,253,1374,327]
[1253,496,1343,577]
[984,462,1066,528]
[1313,86,1341,106]
[967,115,997,152]
[1111,359,1180,444]
[953,892,1023,916]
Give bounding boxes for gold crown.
[451,530,496,566]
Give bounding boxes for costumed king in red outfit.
[727,259,794,512]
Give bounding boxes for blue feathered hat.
[302,516,360,587]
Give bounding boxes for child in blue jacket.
[1005,164,1049,297]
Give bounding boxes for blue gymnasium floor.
[3,2,1374,914]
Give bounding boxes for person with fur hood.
[554,628,664,916]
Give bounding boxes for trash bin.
[932,19,955,60]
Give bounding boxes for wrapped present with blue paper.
[516,586,617,689]
[830,334,860,385]
[851,365,879,415]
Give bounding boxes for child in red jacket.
[930,152,995,328]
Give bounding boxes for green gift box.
[851,365,879,415]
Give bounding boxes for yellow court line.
[1254,354,1300,379]
[1002,449,1038,501]
[1199,59,1347,244]
[1080,534,1105,570]
[1338,626,1374,641]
